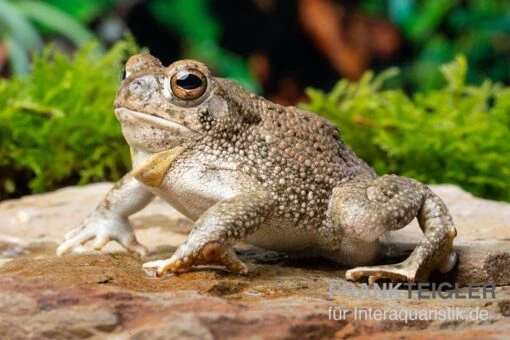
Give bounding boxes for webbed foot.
[346,249,457,284]
[143,242,247,276]
[346,260,420,284]
[57,215,148,257]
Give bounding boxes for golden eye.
[170,69,207,100]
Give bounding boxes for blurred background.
[0,0,509,202]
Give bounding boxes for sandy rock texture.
[0,183,509,339]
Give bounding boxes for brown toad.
[57,55,458,283]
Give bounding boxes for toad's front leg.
[57,173,154,256]
[143,191,273,276]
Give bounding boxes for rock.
[454,242,510,286]
[0,183,509,338]
[0,291,120,339]
[0,292,39,316]
[126,313,215,340]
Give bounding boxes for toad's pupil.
[176,73,202,89]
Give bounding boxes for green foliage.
[383,0,510,91]
[0,0,99,75]
[0,38,139,198]
[302,55,510,202]
[41,0,117,23]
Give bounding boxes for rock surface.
[0,183,509,339]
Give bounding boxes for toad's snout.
[115,75,158,109]
[114,108,197,152]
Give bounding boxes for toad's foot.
[346,259,420,285]
[143,242,247,276]
[57,216,148,257]
[346,247,458,284]
[57,173,154,257]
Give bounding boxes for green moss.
[302,55,510,202]
[0,37,139,198]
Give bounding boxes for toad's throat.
[114,107,199,135]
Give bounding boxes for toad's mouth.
[115,108,199,135]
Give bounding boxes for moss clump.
[303,56,510,202]
[0,38,139,199]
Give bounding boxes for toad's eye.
[170,69,207,100]
[121,69,127,80]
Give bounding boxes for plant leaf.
[0,0,43,51]
[14,0,99,49]
[4,34,30,75]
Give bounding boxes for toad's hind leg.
[329,174,457,283]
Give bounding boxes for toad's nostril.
[129,80,143,92]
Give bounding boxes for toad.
[57,55,457,283]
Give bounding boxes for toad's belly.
[245,220,316,253]
[143,161,261,221]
